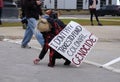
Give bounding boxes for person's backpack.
[37,18,52,32]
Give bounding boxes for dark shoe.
[91,23,94,26]
[48,63,55,67]
[91,24,94,26]
[0,21,2,25]
[98,23,102,26]
[21,45,31,49]
[64,60,71,65]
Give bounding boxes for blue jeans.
[22,18,44,46]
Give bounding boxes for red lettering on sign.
[72,54,83,65]
[71,33,97,66]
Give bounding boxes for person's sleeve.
[26,0,36,9]
[38,7,43,16]
[46,18,55,27]
[55,19,66,28]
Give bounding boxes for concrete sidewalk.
[0,26,24,40]
[0,26,120,41]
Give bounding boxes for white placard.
[49,21,98,67]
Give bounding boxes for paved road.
[0,41,120,82]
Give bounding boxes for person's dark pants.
[0,8,2,25]
[89,8,99,24]
[38,43,56,66]
[39,43,71,66]
[51,51,71,66]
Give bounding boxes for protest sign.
[49,21,98,67]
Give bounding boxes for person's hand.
[33,58,40,64]
[36,0,42,5]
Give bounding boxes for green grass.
[0,18,120,27]
[0,22,22,27]
[61,19,120,26]
[100,18,120,21]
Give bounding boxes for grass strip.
[0,18,120,27]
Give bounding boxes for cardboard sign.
[49,21,98,67]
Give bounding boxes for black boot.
[48,62,55,67]
[48,56,55,67]
[91,23,94,26]
[98,22,102,26]
[0,20,2,25]
[64,59,71,65]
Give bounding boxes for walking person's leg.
[34,28,44,47]
[0,8,2,25]
[94,9,102,26]
[21,18,44,48]
[30,18,44,46]
[21,18,34,48]
[89,9,94,25]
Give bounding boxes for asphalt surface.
[0,41,120,82]
[0,16,120,81]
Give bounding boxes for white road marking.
[102,57,120,67]
[3,39,42,50]
[84,60,120,73]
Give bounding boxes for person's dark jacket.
[24,0,43,20]
[20,0,26,18]
[89,0,98,6]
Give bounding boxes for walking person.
[89,0,102,26]
[0,0,3,25]
[21,0,44,48]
